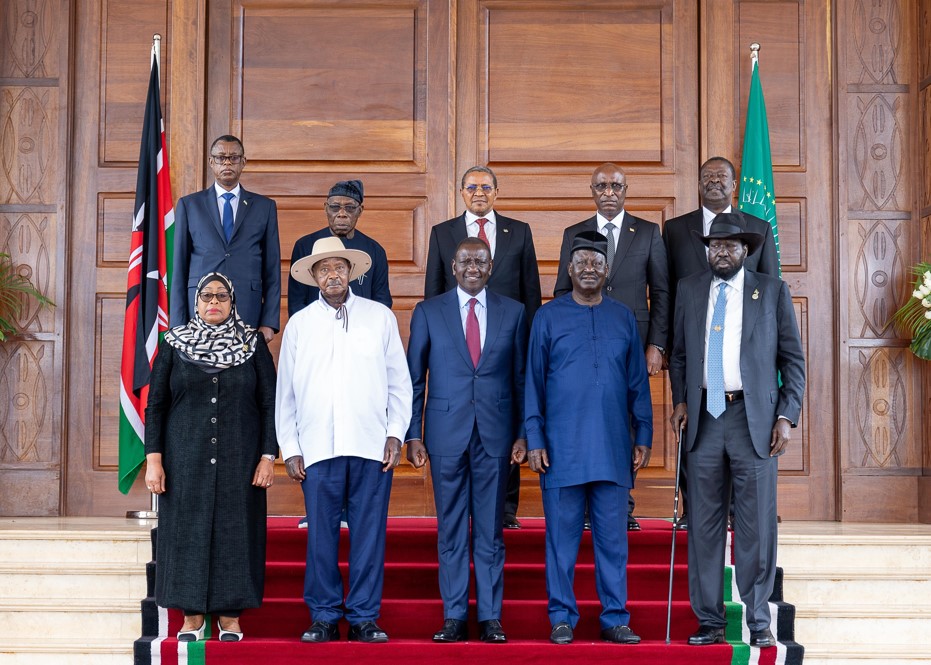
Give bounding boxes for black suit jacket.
[424,212,542,321]
[668,269,805,458]
[553,212,669,349]
[170,186,281,330]
[662,208,779,350]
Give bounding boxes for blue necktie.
[221,192,235,242]
[706,282,728,418]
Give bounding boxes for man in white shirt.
[277,237,412,644]
[668,215,805,649]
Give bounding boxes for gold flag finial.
[749,42,760,66]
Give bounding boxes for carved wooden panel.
[848,347,921,470]
[847,94,909,212]
[922,86,931,212]
[737,2,803,167]
[0,0,59,78]
[0,212,55,333]
[97,193,134,266]
[99,0,170,164]
[0,86,56,205]
[0,340,55,465]
[847,0,908,86]
[849,220,907,339]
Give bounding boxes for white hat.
[289,236,372,285]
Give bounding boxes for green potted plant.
[894,261,931,361]
[0,252,54,341]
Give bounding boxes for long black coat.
[145,337,277,613]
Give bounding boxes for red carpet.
[135,517,803,664]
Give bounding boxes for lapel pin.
[628,227,635,232]
[713,325,722,332]
[752,289,760,300]
[503,228,509,233]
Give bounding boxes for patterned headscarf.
[165,272,258,369]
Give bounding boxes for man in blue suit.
[406,236,529,644]
[526,231,653,646]
[170,135,281,341]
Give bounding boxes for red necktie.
[476,218,490,248]
[466,298,481,367]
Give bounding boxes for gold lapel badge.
[752,289,760,300]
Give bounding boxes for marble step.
[0,638,131,665]
[0,562,147,600]
[0,597,141,641]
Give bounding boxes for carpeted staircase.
[134,517,803,664]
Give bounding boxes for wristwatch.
[261,454,276,462]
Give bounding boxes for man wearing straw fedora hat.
[668,214,804,648]
[277,236,412,645]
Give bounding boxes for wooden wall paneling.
[836,0,926,521]
[701,0,835,519]
[0,0,69,516]
[205,0,450,516]
[919,0,931,523]
[457,0,697,518]
[65,0,172,514]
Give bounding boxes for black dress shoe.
[301,620,339,643]
[479,619,507,643]
[433,618,468,642]
[688,625,725,645]
[601,624,641,644]
[749,628,776,648]
[348,621,388,643]
[627,516,641,531]
[550,622,573,644]
[503,515,522,529]
[675,515,688,530]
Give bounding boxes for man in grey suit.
[554,163,669,531]
[170,135,281,341]
[668,214,805,648]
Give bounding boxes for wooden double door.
[63,0,836,519]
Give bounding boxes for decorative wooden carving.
[0,87,55,205]
[0,0,56,78]
[851,0,902,85]
[0,341,50,464]
[852,220,905,338]
[0,212,53,333]
[852,348,907,468]
[850,95,907,212]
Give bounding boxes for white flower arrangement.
[896,263,931,359]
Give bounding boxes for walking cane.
[665,422,685,644]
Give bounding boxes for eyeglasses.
[198,291,231,302]
[210,154,245,165]
[591,182,627,194]
[325,203,361,214]
[463,184,495,195]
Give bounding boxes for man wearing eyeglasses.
[553,163,669,532]
[287,180,392,316]
[170,134,281,342]
[424,165,542,530]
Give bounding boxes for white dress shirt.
[456,286,487,349]
[464,210,497,257]
[214,182,242,223]
[275,290,413,468]
[596,211,624,248]
[703,268,744,391]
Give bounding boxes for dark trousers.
[542,481,631,630]
[301,456,393,625]
[686,399,778,631]
[503,463,520,519]
[430,424,509,621]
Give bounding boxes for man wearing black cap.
[668,216,805,649]
[525,231,653,646]
[288,179,392,316]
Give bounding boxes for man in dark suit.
[406,237,529,644]
[554,163,669,530]
[424,165,542,530]
[171,135,281,341]
[668,215,805,649]
[663,156,780,529]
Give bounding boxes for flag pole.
[126,33,165,520]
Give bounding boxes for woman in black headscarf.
[145,272,277,642]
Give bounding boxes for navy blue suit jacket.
[406,289,528,458]
[170,186,281,330]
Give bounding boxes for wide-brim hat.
[693,212,765,256]
[289,236,372,285]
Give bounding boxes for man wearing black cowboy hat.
[668,214,805,649]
